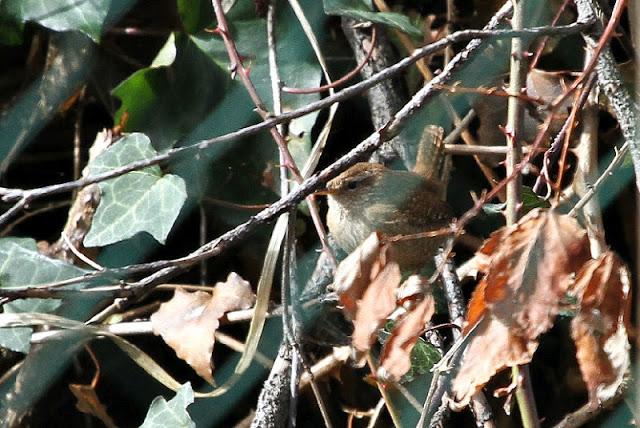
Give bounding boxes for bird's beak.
[313,189,331,197]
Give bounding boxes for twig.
[552,383,628,428]
[72,86,86,183]
[532,74,597,195]
[214,330,273,368]
[435,251,495,428]
[572,36,606,257]
[30,321,273,368]
[199,204,208,285]
[366,399,386,428]
[529,0,573,69]
[282,27,377,94]
[505,0,526,225]
[203,197,271,210]
[211,0,334,266]
[505,1,539,426]
[299,346,350,390]
[443,143,537,156]
[373,0,506,198]
[341,18,410,167]
[576,0,640,192]
[569,142,630,212]
[551,0,627,110]
[60,232,104,271]
[0,201,70,237]
[251,345,293,428]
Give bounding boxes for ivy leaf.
[379,326,441,383]
[1,0,109,42]
[0,238,89,353]
[140,383,195,428]
[522,186,551,212]
[323,0,422,38]
[176,0,213,34]
[482,186,549,217]
[84,133,187,247]
[112,33,231,150]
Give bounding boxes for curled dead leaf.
[333,233,402,358]
[377,294,435,383]
[570,252,630,405]
[150,272,256,383]
[332,232,397,317]
[351,260,401,354]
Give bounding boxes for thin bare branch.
[0,19,593,229]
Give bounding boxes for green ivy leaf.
[1,0,110,42]
[323,0,422,38]
[482,187,549,217]
[84,133,187,247]
[482,202,506,216]
[112,33,231,150]
[177,0,214,34]
[0,4,23,45]
[522,186,551,212]
[0,238,89,353]
[140,383,195,428]
[378,325,441,384]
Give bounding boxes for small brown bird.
[326,162,453,271]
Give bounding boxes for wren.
[326,162,453,271]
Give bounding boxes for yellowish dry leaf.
[151,272,255,383]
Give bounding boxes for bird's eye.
[346,180,358,190]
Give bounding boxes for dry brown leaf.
[333,232,402,356]
[151,272,255,383]
[377,294,435,382]
[69,383,117,428]
[333,232,393,317]
[570,252,630,405]
[351,260,401,353]
[452,209,591,406]
[450,316,537,411]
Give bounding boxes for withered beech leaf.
[450,316,537,411]
[333,232,394,317]
[452,209,591,407]
[377,294,435,383]
[151,272,256,383]
[333,232,402,355]
[570,252,630,405]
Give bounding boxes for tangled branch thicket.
[0,0,637,427]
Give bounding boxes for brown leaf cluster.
[150,272,256,383]
[333,232,435,381]
[451,209,630,408]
